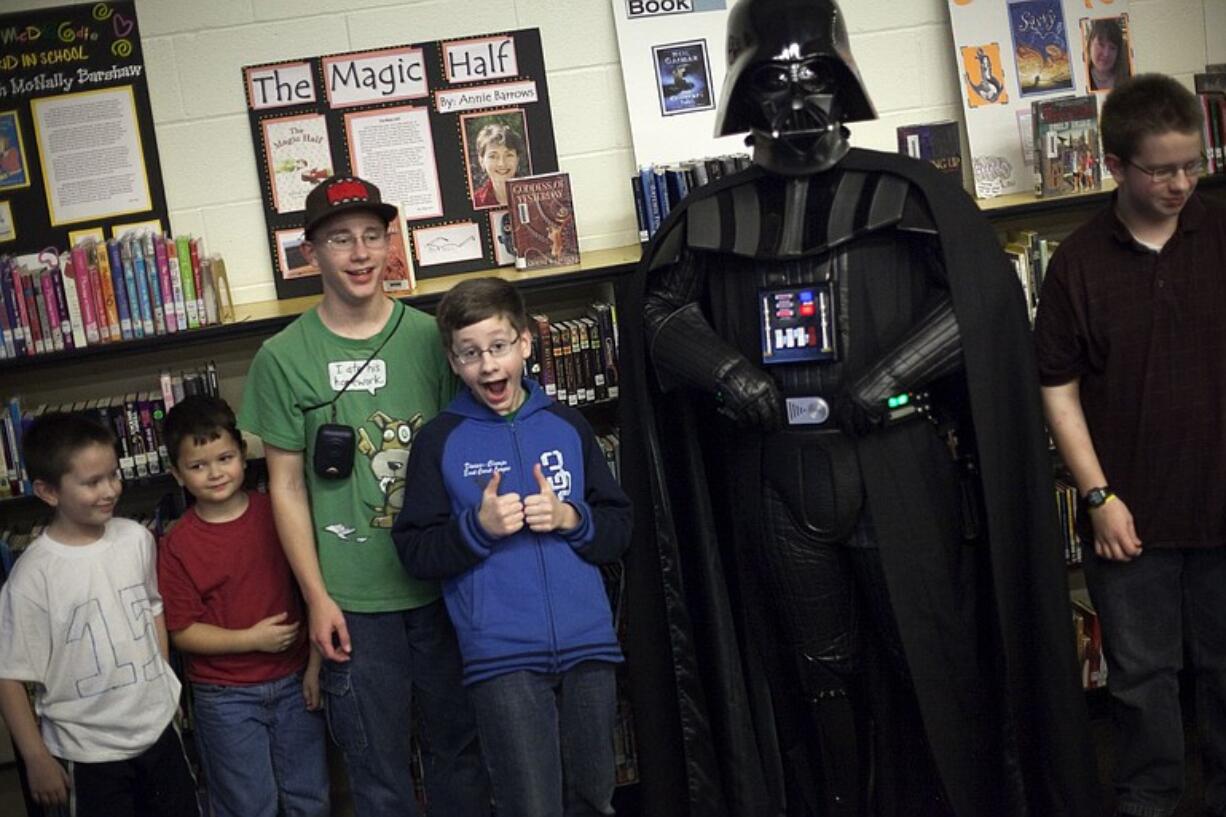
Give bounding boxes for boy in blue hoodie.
[393,277,631,817]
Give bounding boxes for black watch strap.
[1084,486,1114,509]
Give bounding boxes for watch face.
[1086,488,1107,508]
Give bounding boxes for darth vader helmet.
[715,0,877,175]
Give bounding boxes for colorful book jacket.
[506,172,580,271]
[1031,94,1101,197]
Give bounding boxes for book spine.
[30,271,52,354]
[0,260,26,357]
[638,166,662,238]
[109,395,135,480]
[165,237,188,330]
[630,176,649,243]
[93,244,121,342]
[25,269,48,353]
[104,241,132,340]
[653,166,671,222]
[47,266,73,351]
[581,316,607,401]
[176,236,199,329]
[85,250,109,343]
[549,324,567,405]
[0,265,11,359]
[159,369,176,411]
[137,394,161,474]
[14,268,36,354]
[108,240,138,340]
[8,398,28,494]
[152,234,177,332]
[134,239,164,335]
[126,239,156,337]
[70,244,100,345]
[151,395,169,466]
[591,302,619,399]
[189,238,206,326]
[531,314,556,398]
[123,394,149,477]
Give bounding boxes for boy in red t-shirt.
[158,395,329,817]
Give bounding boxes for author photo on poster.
[0,111,30,191]
[461,109,530,209]
[653,40,714,116]
[1082,16,1132,92]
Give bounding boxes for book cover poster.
[1008,0,1073,96]
[611,0,745,167]
[947,0,1133,198]
[1032,95,1101,197]
[0,2,168,254]
[0,111,30,192]
[1081,15,1133,93]
[488,209,515,266]
[897,121,963,177]
[0,201,14,243]
[506,172,579,270]
[274,228,315,280]
[262,113,333,214]
[653,40,714,116]
[961,44,1009,108]
[381,225,415,292]
[245,29,559,296]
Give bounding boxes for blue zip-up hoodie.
[393,379,632,685]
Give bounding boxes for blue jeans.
[468,662,617,817]
[321,601,489,817]
[192,671,328,817]
[1085,546,1226,817]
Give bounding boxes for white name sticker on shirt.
[329,359,388,395]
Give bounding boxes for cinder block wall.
[9,0,1223,304]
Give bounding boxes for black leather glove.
[715,358,784,430]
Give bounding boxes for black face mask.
[745,57,850,176]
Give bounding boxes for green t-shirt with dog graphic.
[239,300,455,613]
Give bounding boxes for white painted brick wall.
[7,0,1219,304]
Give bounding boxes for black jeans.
[1084,546,1226,817]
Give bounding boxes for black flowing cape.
[615,149,1099,817]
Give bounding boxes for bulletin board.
[0,1,168,253]
[946,0,1135,199]
[611,0,748,168]
[243,29,559,299]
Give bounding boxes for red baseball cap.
[303,175,398,234]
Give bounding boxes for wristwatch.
[1083,486,1114,509]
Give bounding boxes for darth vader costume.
[616,2,1098,816]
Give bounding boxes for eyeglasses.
[321,230,390,252]
[451,338,517,367]
[1127,156,1205,184]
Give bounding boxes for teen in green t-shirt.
[238,176,489,817]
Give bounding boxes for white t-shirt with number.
[0,519,181,762]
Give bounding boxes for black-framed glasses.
[1127,156,1206,184]
[322,230,390,251]
[451,338,517,367]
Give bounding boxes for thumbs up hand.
[478,470,524,537]
[524,463,579,533]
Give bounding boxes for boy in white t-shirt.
[0,412,199,817]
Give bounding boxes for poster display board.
[0,1,168,252]
[244,29,559,299]
[946,0,1134,199]
[611,0,747,168]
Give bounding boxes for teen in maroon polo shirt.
[1034,74,1226,817]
